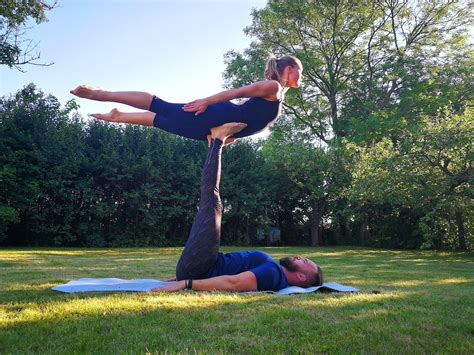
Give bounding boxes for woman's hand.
[151,280,185,292]
[182,99,208,116]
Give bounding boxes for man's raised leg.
[175,123,246,280]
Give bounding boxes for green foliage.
[262,131,334,245]
[2,1,473,250]
[222,0,473,250]
[0,0,57,70]
[0,85,288,247]
[220,141,278,244]
[348,107,473,249]
[1,84,85,245]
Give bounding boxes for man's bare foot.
[224,137,237,145]
[89,108,121,122]
[70,85,105,100]
[211,122,247,143]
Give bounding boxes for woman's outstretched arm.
[182,80,281,115]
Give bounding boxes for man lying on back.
[152,123,323,292]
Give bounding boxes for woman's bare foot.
[89,108,121,122]
[211,122,247,143]
[70,85,105,100]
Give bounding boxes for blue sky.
[1,0,267,120]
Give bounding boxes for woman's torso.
[207,97,281,138]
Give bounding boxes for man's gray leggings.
[175,138,223,280]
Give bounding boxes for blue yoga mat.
[52,278,359,295]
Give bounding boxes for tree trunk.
[244,215,250,245]
[359,220,368,246]
[329,94,341,137]
[310,200,324,247]
[455,210,467,250]
[310,224,320,247]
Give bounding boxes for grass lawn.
[1,246,473,353]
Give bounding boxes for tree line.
[1,0,472,250]
[1,81,471,250]
[222,0,473,250]
[0,84,304,247]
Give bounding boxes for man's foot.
[207,134,237,146]
[224,137,237,145]
[89,108,121,122]
[210,122,247,143]
[70,85,104,100]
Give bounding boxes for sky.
[1,0,268,134]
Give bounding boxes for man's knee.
[175,248,219,281]
[175,263,204,281]
[175,266,188,281]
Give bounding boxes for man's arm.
[151,271,257,292]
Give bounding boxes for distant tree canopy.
[0,0,57,70]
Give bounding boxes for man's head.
[280,256,323,287]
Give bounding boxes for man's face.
[279,255,318,273]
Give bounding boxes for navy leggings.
[175,139,223,280]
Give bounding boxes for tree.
[223,0,472,249]
[344,0,473,145]
[261,121,351,246]
[225,0,472,143]
[0,84,84,245]
[79,120,206,246]
[1,0,57,71]
[220,140,277,245]
[348,106,473,250]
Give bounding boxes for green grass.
[1,246,473,353]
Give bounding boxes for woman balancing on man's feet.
[70,55,303,140]
[150,122,323,292]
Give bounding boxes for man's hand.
[182,99,208,116]
[151,280,185,292]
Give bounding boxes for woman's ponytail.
[264,55,281,81]
[264,55,302,83]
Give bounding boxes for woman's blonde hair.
[264,55,302,82]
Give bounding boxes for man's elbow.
[229,272,257,292]
[225,276,241,291]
